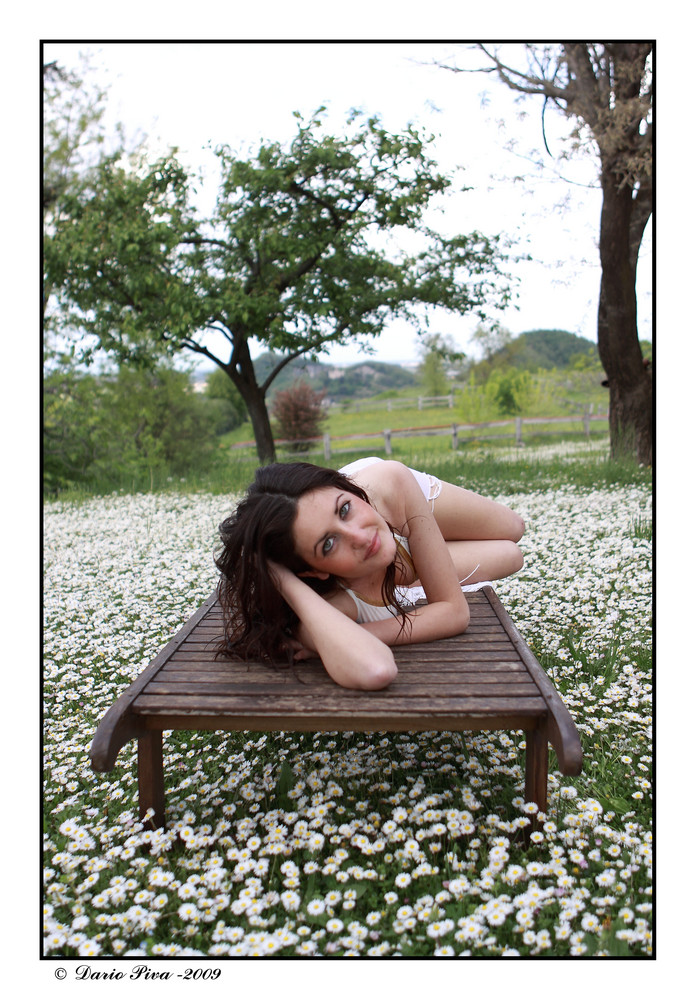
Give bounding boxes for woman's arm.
[356,461,471,646]
[268,561,398,691]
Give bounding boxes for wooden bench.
[91,586,582,830]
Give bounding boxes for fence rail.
[335,394,455,412]
[231,409,608,460]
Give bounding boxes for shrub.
[272,380,327,450]
[43,364,220,494]
[486,369,532,416]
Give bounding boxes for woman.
[216,458,524,691]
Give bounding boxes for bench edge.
[483,587,583,775]
[90,591,220,771]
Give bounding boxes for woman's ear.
[298,569,331,581]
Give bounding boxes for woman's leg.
[432,481,525,583]
[444,539,523,584]
[433,481,525,542]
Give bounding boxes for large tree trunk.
[223,339,277,464]
[596,173,653,465]
[243,389,277,465]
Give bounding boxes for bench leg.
[524,725,549,816]
[138,731,165,830]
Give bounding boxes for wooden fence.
[232,408,608,461]
[339,394,455,412]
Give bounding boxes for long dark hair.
[215,462,409,663]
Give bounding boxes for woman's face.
[292,487,396,582]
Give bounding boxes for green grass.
[51,437,650,502]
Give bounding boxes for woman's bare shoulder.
[351,460,413,517]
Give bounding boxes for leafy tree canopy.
[45,107,519,461]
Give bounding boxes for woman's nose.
[348,523,370,548]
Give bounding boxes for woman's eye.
[322,536,336,555]
[339,501,351,519]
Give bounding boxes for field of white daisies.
[43,442,653,959]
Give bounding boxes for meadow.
[43,437,652,958]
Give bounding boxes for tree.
[417,333,465,395]
[43,57,131,328]
[486,368,532,416]
[469,322,514,381]
[439,44,653,464]
[470,322,513,363]
[45,108,518,463]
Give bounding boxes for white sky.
[43,39,653,368]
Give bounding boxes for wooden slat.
[484,588,583,775]
[167,651,522,668]
[156,667,533,685]
[133,692,545,716]
[143,679,539,700]
[141,712,544,735]
[91,592,220,771]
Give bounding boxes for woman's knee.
[509,514,525,543]
[507,540,524,573]
[494,540,524,578]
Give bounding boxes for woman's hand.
[266,560,397,689]
[291,620,318,660]
[267,559,296,596]
[267,562,317,660]
[282,634,316,662]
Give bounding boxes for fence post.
[452,423,459,450]
[448,394,453,408]
[583,406,591,438]
[384,429,392,456]
[323,433,331,462]
[515,416,523,446]
[418,397,423,411]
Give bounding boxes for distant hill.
[495,330,599,370]
[252,351,418,401]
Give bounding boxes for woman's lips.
[366,531,381,559]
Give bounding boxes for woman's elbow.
[442,598,470,637]
[457,602,471,634]
[360,655,398,691]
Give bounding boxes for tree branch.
[475,44,569,103]
[258,325,351,395]
[181,235,232,251]
[179,339,224,367]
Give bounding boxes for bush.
[272,380,327,450]
[43,363,220,494]
[485,369,532,416]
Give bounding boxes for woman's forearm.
[271,566,398,690]
[360,594,470,647]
